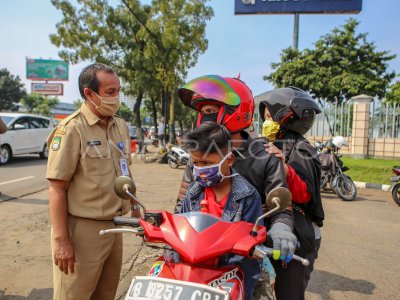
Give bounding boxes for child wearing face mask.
[180,121,263,300]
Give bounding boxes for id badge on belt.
[120,158,129,176]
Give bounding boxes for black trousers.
[272,238,321,300]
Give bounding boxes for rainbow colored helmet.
[178,75,255,134]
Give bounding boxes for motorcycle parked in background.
[167,145,189,169]
[101,177,309,300]
[317,137,357,201]
[389,166,400,206]
[314,140,325,155]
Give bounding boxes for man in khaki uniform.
[0,117,6,134]
[46,63,139,300]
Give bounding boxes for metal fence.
[307,99,353,137]
[307,98,400,139]
[370,100,400,139]
[256,97,400,140]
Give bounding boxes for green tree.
[0,68,26,111]
[50,0,212,147]
[140,0,213,141]
[173,92,197,131]
[21,93,44,113]
[21,93,59,116]
[266,19,396,103]
[73,99,83,109]
[118,102,134,122]
[36,97,60,117]
[386,81,400,104]
[142,94,161,130]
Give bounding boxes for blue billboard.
[235,0,362,15]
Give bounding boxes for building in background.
[51,102,75,120]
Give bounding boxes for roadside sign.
[26,58,69,81]
[31,83,64,96]
[235,0,362,15]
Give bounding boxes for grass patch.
[340,157,399,185]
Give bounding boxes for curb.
[354,181,391,192]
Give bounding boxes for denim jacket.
[180,169,263,299]
[180,169,263,225]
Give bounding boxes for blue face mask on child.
[193,152,237,187]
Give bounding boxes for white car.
[0,113,55,164]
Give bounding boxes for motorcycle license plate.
[390,176,400,182]
[125,276,230,300]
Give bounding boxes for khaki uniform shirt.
[0,117,7,134]
[46,103,132,220]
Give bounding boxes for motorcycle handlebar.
[113,216,141,227]
[252,245,309,266]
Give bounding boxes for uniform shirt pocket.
[83,147,113,175]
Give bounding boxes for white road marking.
[0,176,35,186]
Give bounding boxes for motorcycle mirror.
[114,176,137,200]
[266,187,292,211]
[251,187,292,236]
[114,176,146,216]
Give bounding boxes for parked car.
[0,113,55,164]
[128,126,149,141]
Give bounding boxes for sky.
[1,0,399,104]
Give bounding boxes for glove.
[268,222,297,263]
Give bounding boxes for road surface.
[0,160,399,299]
[0,156,48,202]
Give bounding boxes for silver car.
[0,113,55,164]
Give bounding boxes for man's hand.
[264,143,289,175]
[264,143,288,175]
[48,179,73,274]
[53,238,76,274]
[267,222,297,263]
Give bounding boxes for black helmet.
[259,87,321,135]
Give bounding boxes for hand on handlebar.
[267,222,297,263]
[53,239,76,275]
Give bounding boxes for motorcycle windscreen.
[180,212,220,233]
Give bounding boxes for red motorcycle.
[101,176,309,300]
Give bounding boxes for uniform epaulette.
[52,109,81,136]
[59,109,81,126]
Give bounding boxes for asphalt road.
[0,155,48,202]
[307,188,400,300]
[0,161,399,299]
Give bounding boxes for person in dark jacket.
[181,122,263,299]
[259,87,324,300]
[174,75,298,298]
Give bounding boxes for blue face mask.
[193,153,237,187]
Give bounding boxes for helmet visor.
[178,75,241,109]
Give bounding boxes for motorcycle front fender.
[332,174,352,188]
[389,182,400,192]
[167,153,177,161]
